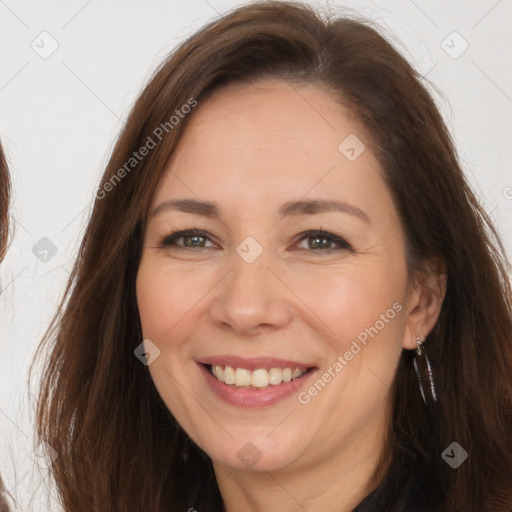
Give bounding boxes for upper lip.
[196,356,315,371]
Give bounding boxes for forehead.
[173,79,359,166]
[151,79,388,217]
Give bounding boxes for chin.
[201,429,308,473]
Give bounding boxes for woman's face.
[136,79,420,475]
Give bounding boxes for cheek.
[299,261,404,343]
[304,270,404,398]
[136,260,203,340]
[305,260,407,402]
[136,262,204,413]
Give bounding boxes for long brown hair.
[31,2,512,511]
[0,140,12,512]
[0,140,10,262]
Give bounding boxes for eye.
[293,230,354,253]
[159,229,217,249]
[157,228,354,253]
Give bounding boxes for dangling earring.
[413,336,437,407]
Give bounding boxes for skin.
[136,79,446,512]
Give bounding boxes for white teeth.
[235,368,251,386]
[223,366,236,385]
[210,365,308,388]
[213,365,223,379]
[268,368,282,385]
[251,369,269,388]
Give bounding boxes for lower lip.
[198,363,317,408]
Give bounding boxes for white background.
[1,0,511,509]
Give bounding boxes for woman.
[0,141,12,512]
[32,1,512,511]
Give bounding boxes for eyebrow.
[148,198,370,224]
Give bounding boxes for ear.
[402,258,447,350]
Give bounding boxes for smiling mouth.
[204,364,315,389]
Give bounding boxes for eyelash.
[158,227,354,253]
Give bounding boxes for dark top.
[352,452,445,512]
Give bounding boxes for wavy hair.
[31,2,512,511]
[0,140,10,261]
[1,140,12,511]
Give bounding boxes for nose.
[208,249,293,335]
